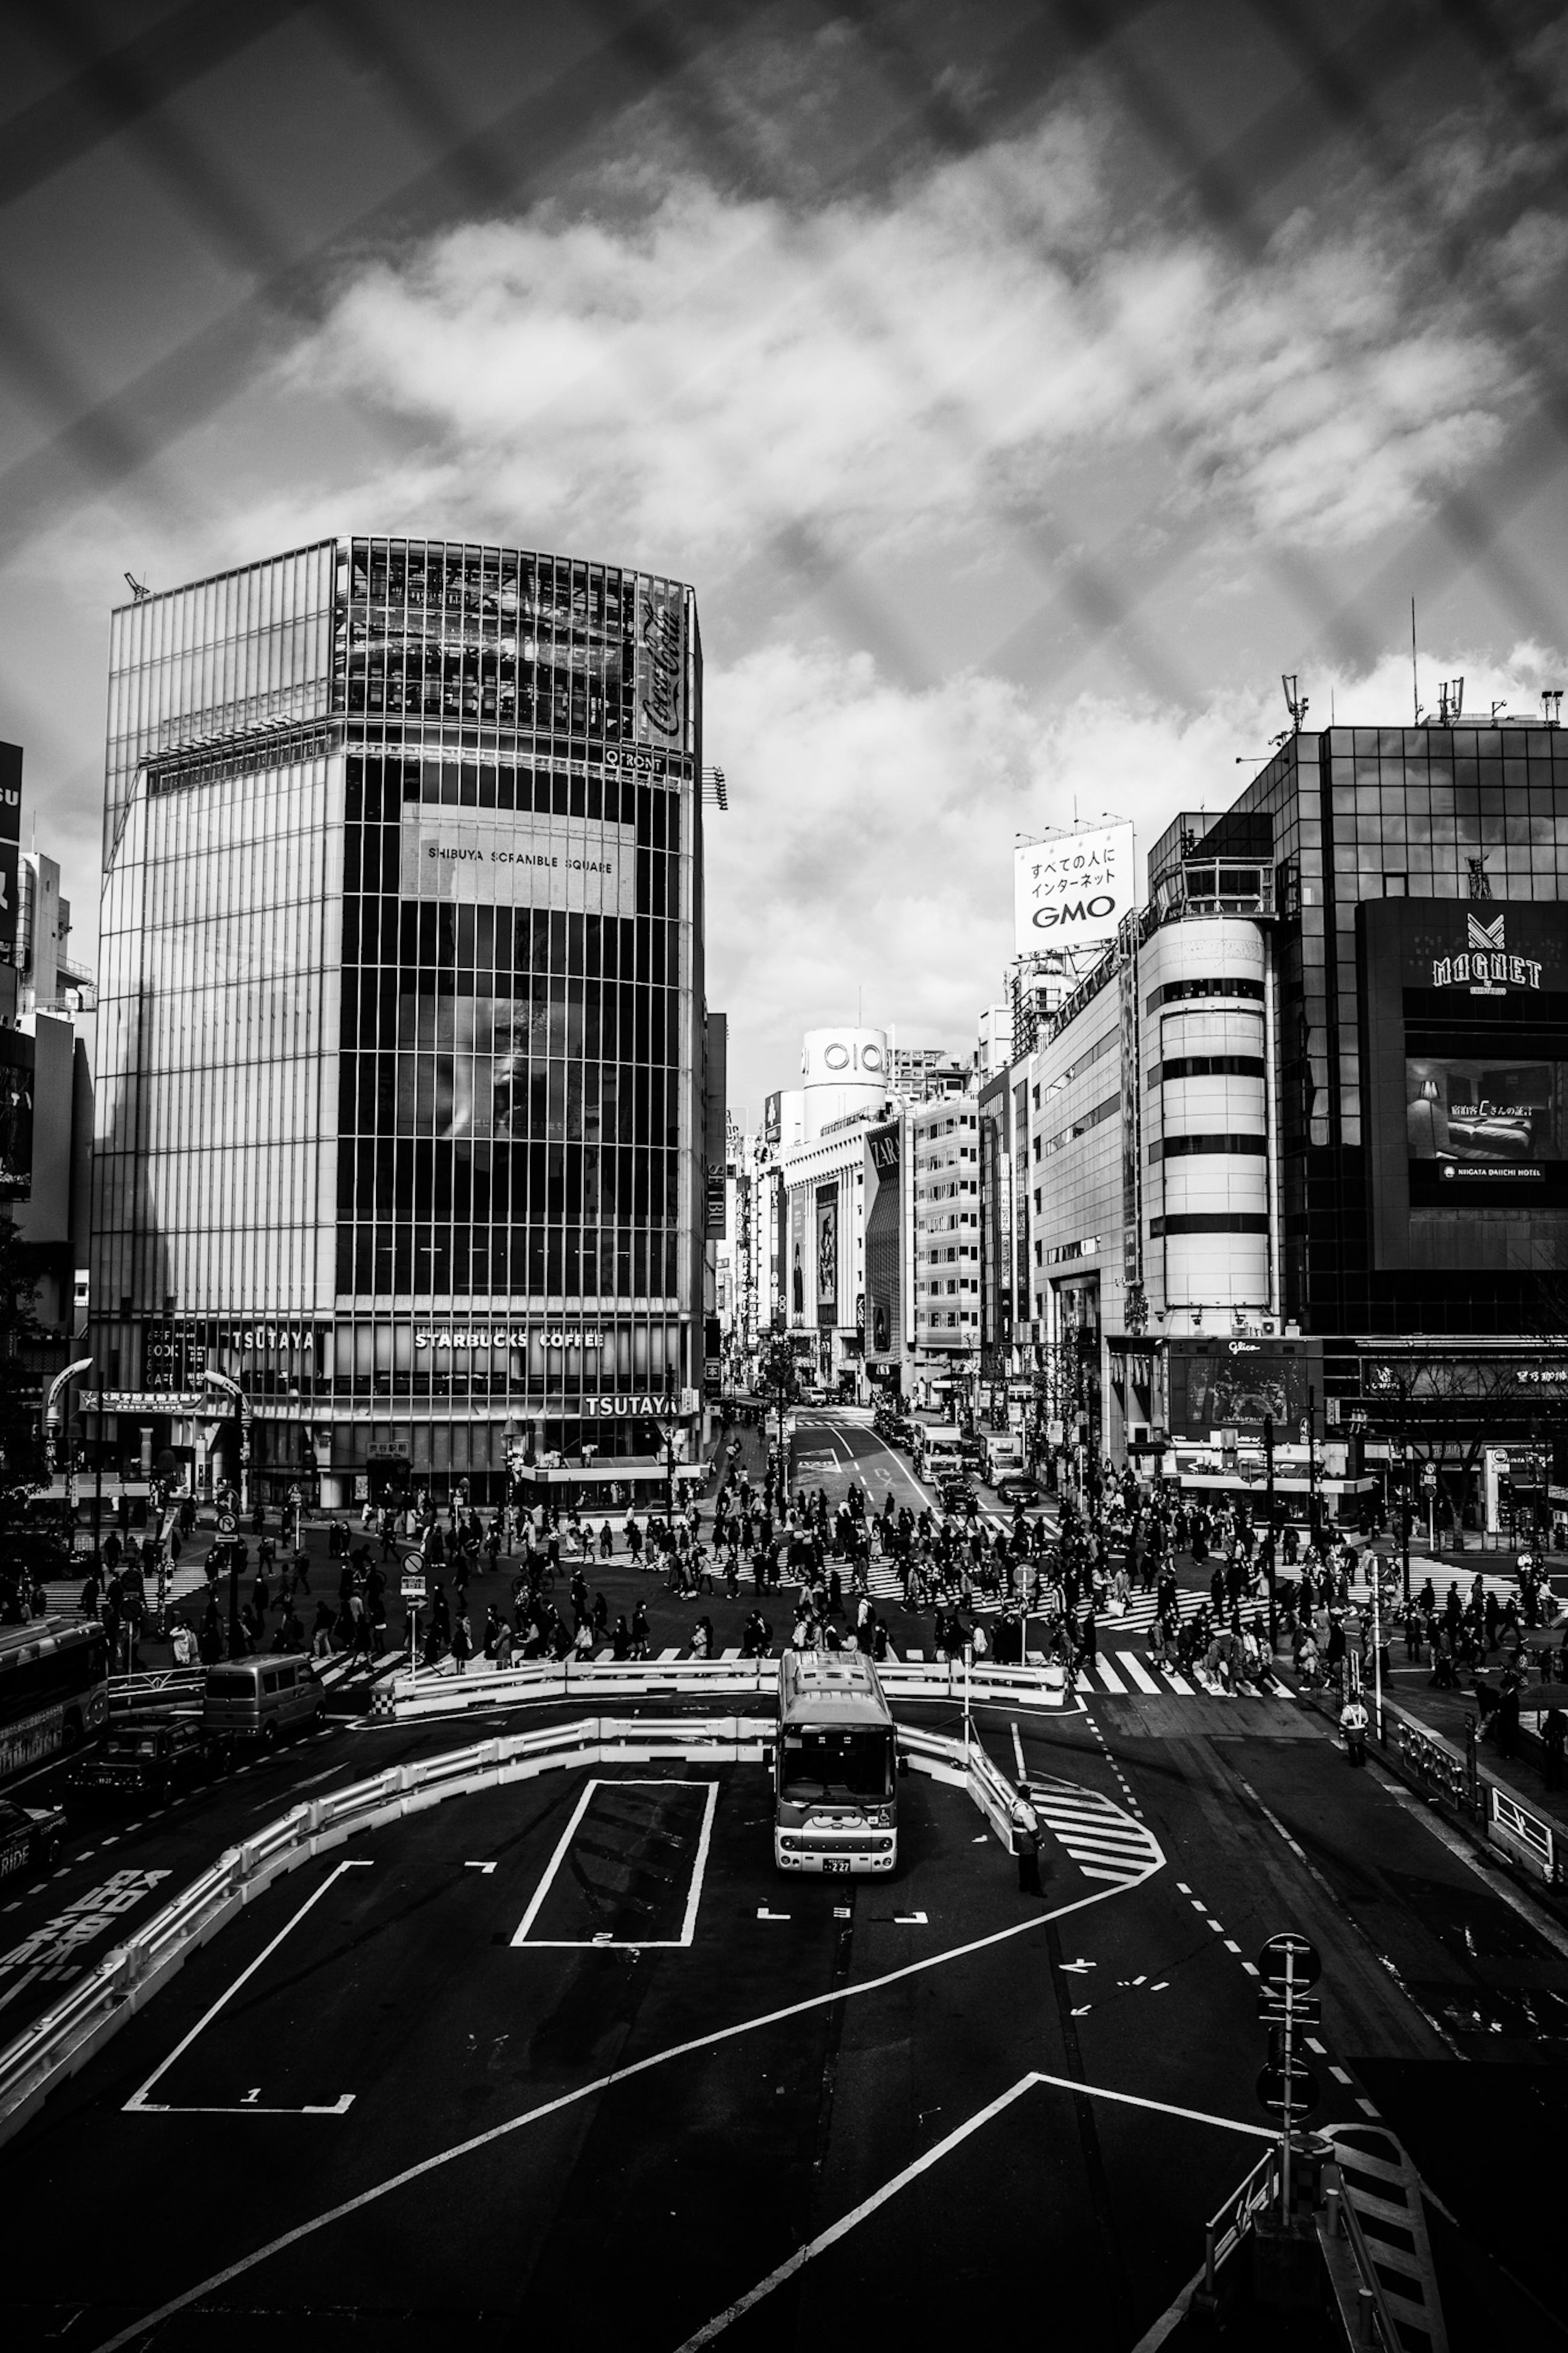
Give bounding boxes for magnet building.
[92,537,720,1505]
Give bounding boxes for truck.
[913,1425,966,1485]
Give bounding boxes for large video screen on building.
[1405,1054,1568,1178]
[1166,1339,1317,1438]
[1362,899,1568,1258]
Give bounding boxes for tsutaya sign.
[1431,911,1543,994]
[1013,822,1135,954]
[582,1393,687,1420]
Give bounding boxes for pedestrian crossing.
[1027,1776,1164,1885]
[890,1642,1295,1702]
[858,1565,1209,1632]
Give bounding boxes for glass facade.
[94,537,707,1501]
[1172,725,1568,1337]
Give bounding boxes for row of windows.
[335,1224,680,1299]
[1147,1056,1266,1085]
[343,977,683,1070]
[1038,1091,1120,1158]
[1149,1212,1270,1237]
[338,1055,675,1146]
[336,1140,680,1224]
[1149,1133,1267,1160]
[1145,976,1264,1013]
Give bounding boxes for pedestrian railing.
[107,1667,207,1713]
[378,1653,1070,1722]
[1488,1786,1559,1885]
[1200,2144,1280,2297]
[1388,1711,1474,1815]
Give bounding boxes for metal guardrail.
[1489,1786,1559,1885]
[1200,2144,1280,2295]
[0,1707,1053,2152]
[379,1653,1071,1720]
[1378,1694,1561,1886]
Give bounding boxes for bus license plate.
[822,1858,850,1873]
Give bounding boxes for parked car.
[68,1716,212,1805]
[0,1795,66,1885]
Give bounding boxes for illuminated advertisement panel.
[1165,1338,1318,1438]
[1361,899,1568,1262]
[789,1187,807,1324]
[864,1122,901,1358]
[815,1182,839,1329]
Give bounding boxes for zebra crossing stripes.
[1074,1653,1296,1703]
[1027,1779,1164,1886]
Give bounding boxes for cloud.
[705,641,1284,1110]
[280,113,1535,578]
[706,629,1568,1113]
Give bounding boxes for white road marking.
[673,2071,1276,2349]
[1330,2065,1353,2084]
[512,1778,720,1951]
[757,1907,790,1921]
[124,1859,372,2116]
[1118,1651,1161,1694]
[1306,2037,1328,2055]
[893,1911,928,1925]
[92,1869,1162,2353]
[1011,1724,1027,1780]
[1094,1657,1127,1695]
[464,1862,497,1875]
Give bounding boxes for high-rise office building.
[93,536,717,1505]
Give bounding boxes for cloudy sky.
[3,0,1568,1114]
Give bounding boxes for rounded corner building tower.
[94,535,711,1506]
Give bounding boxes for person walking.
[1009,1783,1043,1895]
[1339,1690,1370,1766]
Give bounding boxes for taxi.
[0,1795,67,1885]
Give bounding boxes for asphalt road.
[2,1411,1564,2348]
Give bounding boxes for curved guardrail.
[374,1653,1074,1720]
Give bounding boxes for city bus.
[0,1614,110,1785]
[774,1651,899,1875]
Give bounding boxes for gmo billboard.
[1014,822,1135,955]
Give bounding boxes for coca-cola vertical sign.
[635,579,687,747]
[0,743,20,970]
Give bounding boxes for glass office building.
[94,536,712,1503]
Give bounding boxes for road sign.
[1256,1989,1322,2027]
[1257,1931,1321,1987]
[1421,1463,1437,1490]
[1256,2062,1321,2119]
[216,1512,237,1535]
[400,1572,427,1604]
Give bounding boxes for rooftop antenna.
[1410,598,1421,723]
[1437,677,1464,724]
[1281,673,1309,732]
[1490,699,1507,721]
[124,572,150,600]
[1544,689,1564,726]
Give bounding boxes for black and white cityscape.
[2,4,1568,2348]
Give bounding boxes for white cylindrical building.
[800,1027,889,1142]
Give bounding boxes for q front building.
[90,535,722,1507]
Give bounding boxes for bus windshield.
[781,1726,892,1805]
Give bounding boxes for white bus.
[775,1651,898,1875]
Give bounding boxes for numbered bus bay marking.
[124,1861,370,2116]
[511,1780,718,1949]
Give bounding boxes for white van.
[914,1426,966,1485]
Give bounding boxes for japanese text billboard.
[1014,822,1134,955]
